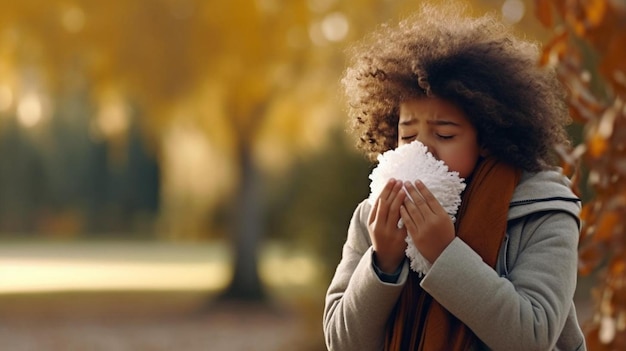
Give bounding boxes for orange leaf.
[569,160,583,197]
[583,0,608,28]
[588,132,609,158]
[579,241,605,275]
[580,203,593,222]
[551,0,569,18]
[599,32,626,99]
[539,29,568,66]
[534,0,554,27]
[609,256,625,275]
[582,326,603,350]
[594,210,620,242]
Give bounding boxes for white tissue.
[368,141,466,275]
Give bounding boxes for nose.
[416,135,437,158]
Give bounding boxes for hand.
[400,180,455,263]
[368,178,407,273]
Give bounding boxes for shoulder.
[513,169,576,199]
[345,199,374,253]
[508,169,581,223]
[354,199,373,222]
[348,199,373,232]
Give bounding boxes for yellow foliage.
[535,0,626,348]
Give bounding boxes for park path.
[0,240,326,350]
[0,240,595,350]
[0,292,326,351]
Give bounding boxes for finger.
[388,183,406,223]
[387,179,403,202]
[374,179,397,223]
[378,178,397,203]
[404,181,428,208]
[400,205,418,235]
[414,180,444,214]
[382,180,405,219]
[403,186,426,222]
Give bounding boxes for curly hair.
[342,2,570,172]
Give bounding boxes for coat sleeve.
[323,200,409,351]
[420,211,580,351]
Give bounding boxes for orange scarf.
[384,157,522,350]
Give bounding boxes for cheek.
[441,148,480,179]
[456,160,478,179]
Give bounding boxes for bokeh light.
[502,0,525,24]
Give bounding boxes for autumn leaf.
[599,32,626,98]
[539,29,567,67]
[579,240,605,275]
[534,0,554,27]
[609,254,625,276]
[534,0,626,346]
[594,210,621,242]
[588,132,609,159]
[582,0,607,30]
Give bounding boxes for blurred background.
[0,0,620,350]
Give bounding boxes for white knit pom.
[368,141,466,276]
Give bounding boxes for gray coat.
[323,170,586,351]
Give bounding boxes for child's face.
[398,97,484,179]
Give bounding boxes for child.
[323,3,586,351]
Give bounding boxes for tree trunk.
[220,141,266,301]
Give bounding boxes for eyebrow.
[398,118,461,127]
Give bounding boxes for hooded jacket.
[323,170,586,351]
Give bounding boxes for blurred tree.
[266,128,372,280]
[0,0,546,302]
[205,0,423,301]
[534,0,626,349]
[0,0,367,300]
[0,119,46,232]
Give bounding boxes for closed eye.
[401,135,416,141]
[437,134,454,140]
